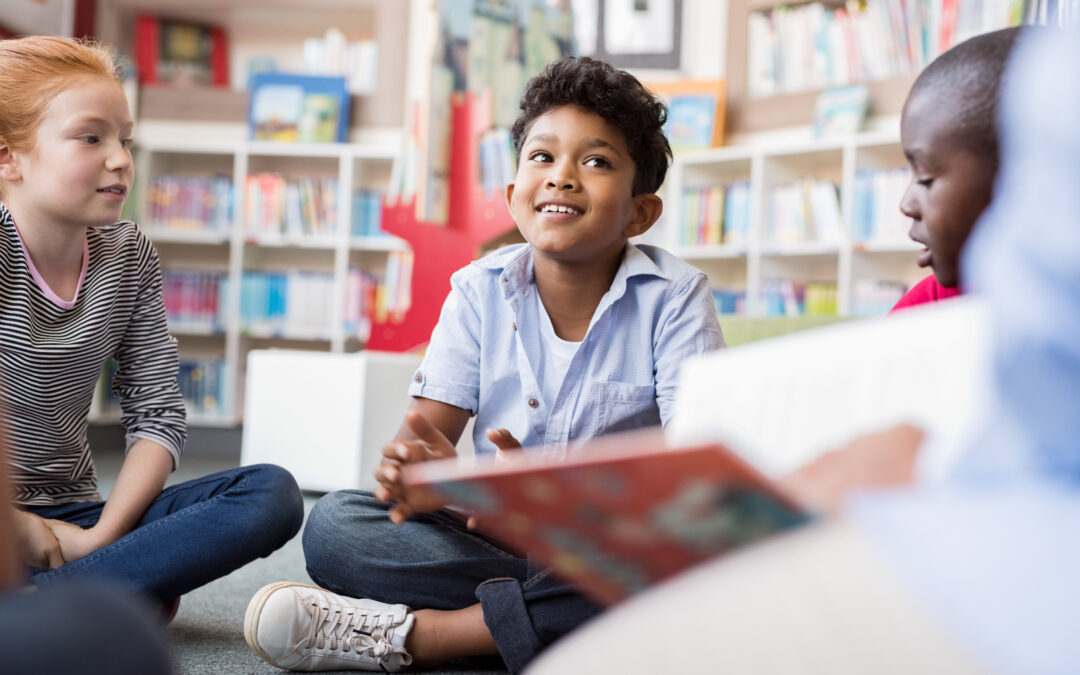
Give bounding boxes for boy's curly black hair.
[511,57,671,196]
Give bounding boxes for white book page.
[667,297,991,480]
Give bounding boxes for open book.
[403,430,809,606]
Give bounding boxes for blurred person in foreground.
[0,415,172,674]
[529,27,1080,675]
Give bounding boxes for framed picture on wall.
[646,79,726,149]
[573,0,683,70]
[248,73,350,143]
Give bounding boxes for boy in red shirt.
[891,27,1021,311]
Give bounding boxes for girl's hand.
[44,519,109,564]
[374,410,458,525]
[13,511,65,568]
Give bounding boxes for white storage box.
[241,349,423,492]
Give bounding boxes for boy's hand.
[375,410,458,525]
[779,423,924,514]
[486,427,524,461]
[44,519,109,564]
[14,511,65,568]
[460,428,526,531]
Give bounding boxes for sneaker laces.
[304,599,413,668]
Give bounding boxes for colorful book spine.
[162,270,228,331]
[245,173,341,237]
[766,179,841,246]
[761,279,838,317]
[679,182,749,247]
[343,251,414,341]
[145,174,233,232]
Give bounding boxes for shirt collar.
[485,242,669,297]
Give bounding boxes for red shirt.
[891,275,962,313]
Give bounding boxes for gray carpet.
[94,449,508,675]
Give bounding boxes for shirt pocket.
[592,381,660,434]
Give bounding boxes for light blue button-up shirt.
[409,242,724,457]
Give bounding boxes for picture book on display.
[403,430,809,606]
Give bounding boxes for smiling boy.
[892,27,1022,311]
[245,57,724,673]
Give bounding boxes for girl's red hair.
[0,36,120,153]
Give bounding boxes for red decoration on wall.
[368,90,516,351]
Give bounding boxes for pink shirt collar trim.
[12,221,89,310]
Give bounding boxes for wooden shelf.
[138,86,391,130]
[726,75,918,135]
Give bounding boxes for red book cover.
[404,429,809,606]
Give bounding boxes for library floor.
[93,446,508,675]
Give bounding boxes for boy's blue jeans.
[302,490,603,674]
[27,464,303,603]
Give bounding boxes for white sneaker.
[244,582,415,672]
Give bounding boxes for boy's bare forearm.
[394,398,471,448]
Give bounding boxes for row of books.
[239,271,337,335]
[343,252,413,341]
[711,280,910,318]
[239,258,412,338]
[301,28,378,96]
[762,279,838,316]
[145,174,233,232]
[245,174,340,238]
[852,279,910,316]
[162,270,228,332]
[747,0,1022,97]
[142,173,391,241]
[853,167,912,243]
[678,182,751,247]
[98,358,227,418]
[767,179,843,245]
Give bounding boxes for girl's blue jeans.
[302,490,602,673]
[27,463,304,604]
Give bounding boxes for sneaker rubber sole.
[244,581,324,667]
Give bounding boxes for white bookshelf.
[127,139,403,427]
[86,0,417,429]
[663,129,923,317]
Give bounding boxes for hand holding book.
[779,424,924,514]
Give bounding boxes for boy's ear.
[0,144,21,183]
[623,193,663,238]
[505,182,516,211]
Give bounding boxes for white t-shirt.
[537,297,581,407]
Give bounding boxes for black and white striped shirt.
[0,203,186,507]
